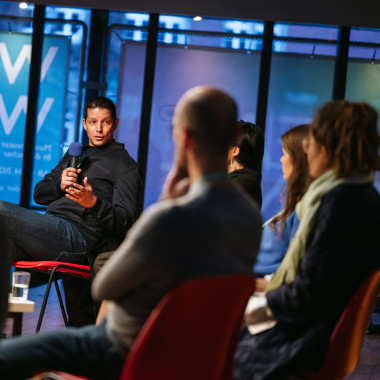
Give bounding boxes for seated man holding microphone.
[0,96,142,326]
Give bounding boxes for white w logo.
[0,43,58,84]
[0,95,27,134]
[0,94,55,135]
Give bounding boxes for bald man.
[0,86,262,380]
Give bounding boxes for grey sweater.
[92,178,262,352]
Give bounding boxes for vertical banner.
[0,31,69,204]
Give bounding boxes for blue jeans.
[0,321,125,380]
[0,200,88,263]
[0,201,96,326]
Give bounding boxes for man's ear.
[113,118,119,131]
[232,145,240,158]
[183,128,192,149]
[82,118,87,131]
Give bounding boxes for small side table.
[7,295,35,336]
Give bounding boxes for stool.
[13,261,91,332]
[7,295,35,336]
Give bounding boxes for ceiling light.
[193,16,203,21]
[19,2,28,9]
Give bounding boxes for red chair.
[13,261,91,332]
[120,274,255,380]
[290,268,380,380]
[33,273,255,380]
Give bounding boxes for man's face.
[83,107,119,147]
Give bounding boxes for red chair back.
[120,274,256,380]
[296,268,380,380]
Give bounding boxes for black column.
[255,21,274,132]
[137,13,159,214]
[20,5,45,208]
[332,26,350,100]
[82,10,109,145]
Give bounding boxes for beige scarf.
[266,169,375,291]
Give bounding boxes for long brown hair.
[270,124,311,231]
[311,100,380,177]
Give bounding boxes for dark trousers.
[0,322,125,380]
[234,325,325,380]
[62,276,96,326]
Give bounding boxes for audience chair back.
[120,274,256,380]
[293,267,380,380]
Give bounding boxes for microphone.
[68,142,83,168]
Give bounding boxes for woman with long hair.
[254,124,311,277]
[235,100,380,379]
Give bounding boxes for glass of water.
[12,271,31,302]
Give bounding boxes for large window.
[105,12,150,161]
[345,27,380,113]
[0,3,90,206]
[106,16,380,213]
[106,13,264,208]
[261,23,339,221]
[145,16,263,207]
[44,6,91,150]
[0,2,33,202]
[1,7,378,211]
[345,27,380,193]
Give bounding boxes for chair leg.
[33,265,91,332]
[36,270,56,333]
[53,275,69,327]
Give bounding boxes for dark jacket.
[228,168,262,209]
[235,183,380,380]
[34,141,142,260]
